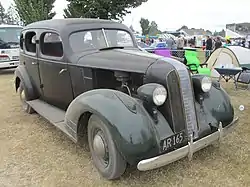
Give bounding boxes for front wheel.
[87,114,127,180]
[17,82,34,114]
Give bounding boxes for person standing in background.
[226,39,231,45]
[177,35,185,50]
[214,37,222,50]
[205,36,213,59]
[241,38,246,47]
[176,35,185,58]
[184,37,187,47]
[206,36,213,50]
[203,39,206,47]
[166,37,175,49]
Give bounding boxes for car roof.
[24,18,128,32]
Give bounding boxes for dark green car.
[14,18,238,180]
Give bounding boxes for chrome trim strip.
[137,117,239,171]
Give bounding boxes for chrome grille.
[165,70,186,133]
[164,58,199,139]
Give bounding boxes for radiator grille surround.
[164,58,199,139]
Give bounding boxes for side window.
[20,33,24,50]
[25,31,36,53]
[40,32,63,57]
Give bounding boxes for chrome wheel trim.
[92,130,109,167]
[19,87,28,111]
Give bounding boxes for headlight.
[153,86,167,106]
[201,76,212,92]
[137,83,167,107]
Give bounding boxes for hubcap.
[20,89,26,101]
[92,131,109,166]
[19,88,28,110]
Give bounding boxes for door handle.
[31,62,37,65]
[59,68,67,75]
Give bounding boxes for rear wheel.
[17,82,34,114]
[87,114,127,180]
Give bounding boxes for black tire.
[87,114,127,180]
[17,82,34,114]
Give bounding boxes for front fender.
[14,65,36,101]
[65,89,160,165]
[196,83,234,127]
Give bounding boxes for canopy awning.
[225,29,244,39]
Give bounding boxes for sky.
[2,0,250,32]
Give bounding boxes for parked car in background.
[14,18,238,180]
[0,24,22,69]
[144,42,168,53]
[137,41,149,48]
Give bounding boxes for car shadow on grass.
[29,113,240,185]
[0,68,15,75]
[116,144,220,181]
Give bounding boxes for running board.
[26,99,76,141]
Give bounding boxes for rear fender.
[65,89,160,164]
[14,65,36,101]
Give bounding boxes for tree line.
[0,0,226,37]
[0,3,20,25]
[0,0,148,25]
[139,18,162,36]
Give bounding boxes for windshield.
[69,29,135,53]
[0,27,22,48]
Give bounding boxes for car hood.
[76,49,162,73]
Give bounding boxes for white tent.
[206,46,250,77]
[225,29,244,38]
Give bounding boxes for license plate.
[160,131,186,152]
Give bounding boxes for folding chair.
[236,67,250,89]
[184,50,211,76]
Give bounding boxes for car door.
[38,31,73,110]
[22,30,42,97]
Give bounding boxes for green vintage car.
[14,18,238,180]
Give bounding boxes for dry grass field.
[0,69,249,187]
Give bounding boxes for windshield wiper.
[99,46,124,51]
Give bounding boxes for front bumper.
[0,61,19,69]
[137,117,239,171]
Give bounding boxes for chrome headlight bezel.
[152,85,167,106]
[137,83,167,107]
[201,76,212,92]
[192,75,212,93]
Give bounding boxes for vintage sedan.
[14,18,238,180]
